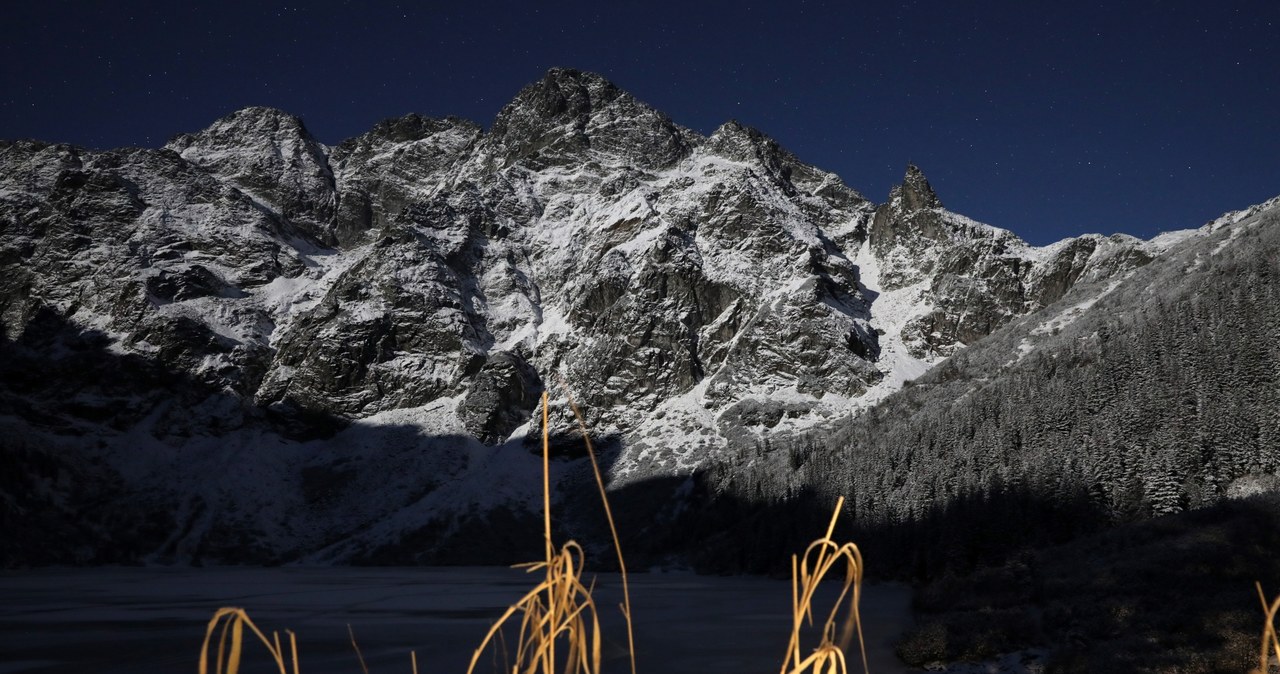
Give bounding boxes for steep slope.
[165,107,338,245]
[0,68,1191,564]
[865,164,1160,360]
[716,194,1280,539]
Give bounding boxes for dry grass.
[780,496,868,674]
[350,624,370,674]
[1255,583,1280,673]
[558,377,636,674]
[465,539,603,674]
[199,607,299,674]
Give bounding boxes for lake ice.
[0,566,913,673]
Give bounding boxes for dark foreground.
[0,566,912,674]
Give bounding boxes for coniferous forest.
[680,210,1280,671]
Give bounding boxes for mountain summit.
[0,68,1242,566]
[485,67,695,171]
[897,163,942,212]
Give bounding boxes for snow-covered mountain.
[711,191,1280,521]
[0,68,1229,564]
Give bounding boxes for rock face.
[866,163,1158,359]
[0,68,1183,564]
[166,107,338,245]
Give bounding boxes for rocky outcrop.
[328,114,482,246]
[0,139,299,399]
[166,107,338,245]
[458,351,543,444]
[483,67,697,171]
[868,164,1159,358]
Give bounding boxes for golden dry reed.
[464,391,606,674]
[558,376,637,674]
[1256,583,1280,673]
[780,496,868,674]
[199,607,299,674]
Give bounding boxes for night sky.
[3,1,1277,245]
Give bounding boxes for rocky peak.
[367,113,476,146]
[703,121,816,198]
[869,163,950,255]
[165,106,338,245]
[484,68,694,170]
[860,161,1163,360]
[699,122,872,243]
[327,115,482,247]
[166,106,318,154]
[893,163,942,213]
[503,67,621,122]
[705,120,780,164]
[330,114,480,165]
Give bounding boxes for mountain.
[721,191,1280,530]
[0,68,1264,568]
[690,195,1280,672]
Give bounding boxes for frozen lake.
[0,567,913,673]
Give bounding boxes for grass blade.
[559,376,638,674]
[349,623,370,674]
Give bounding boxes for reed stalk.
[780,496,868,674]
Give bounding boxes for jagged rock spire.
[895,163,942,212]
[870,163,947,252]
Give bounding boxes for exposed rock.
[483,67,697,171]
[165,107,337,245]
[867,164,1158,358]
[0,69,1187,565]
[329,114,482,246]
[458,351,542,444]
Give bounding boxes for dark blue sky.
[3,1,1277,245]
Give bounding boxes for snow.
[938,208,1021,244]
[851,238,943,408]
[610,225,665,258]
[534,304,574,339]
[1029,278,1123,337]
[1206,193,1280,231]
[610,379,728,483]
[1210,224,1245,257]
[256,245,353,328]
[1020,234,1091,265]
[1146,227,1200,252]
[256,270,322,316]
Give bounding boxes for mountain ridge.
[0,67,1269,567]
